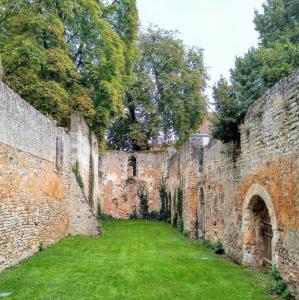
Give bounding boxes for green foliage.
[129,208,139,220]
[172,185,184,233]
[177,186,184,219]
[271,266,293,299]
[138,186,149,219]
[211,77,241,143]
[212,0,299,143]
[0,55,3,80]
[254,0,299,46]
[96,203,114,221]
[202,239,213,249]
[159,177,171,223]
[214,240,224,254]
[37,242,44,252]
[88,137,94,208]
[271,266,282,281]
[72,161,84,190]
[108,26,207,150]
[0,0,139,146]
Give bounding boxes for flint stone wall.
[0,82,99,271]
[201,71,299,296]
[99,150,168,219]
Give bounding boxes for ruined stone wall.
[166,136,204,237]
[69,114,99,213]
[0,82,99,271]
[99,150,168,219]
[202,71,299,295]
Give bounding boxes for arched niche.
[127,155,137,178]
[242,184,279,268]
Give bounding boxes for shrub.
[214,240,224,254]
[271,266,293,299]
[138,186,149,219]
[129,208,139,220]
[159,177,171,223]
[38,242,44,252]
[202,239,213,249]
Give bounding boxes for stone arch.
[198,186,206,239]
[242,184,278,267]
[127,155,137,178]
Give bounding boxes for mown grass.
[0,220,275,300]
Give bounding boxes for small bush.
[202,239,213,249]
[159,177,171,223]
[271,266,282,281]
[214,240,224,254]
[129,208,139,220]
[138,186,149,219]
[38,242,44,252]
[271,266,293,299]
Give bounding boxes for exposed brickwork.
[0,143,68,270]
[99,150,168,219]
[201,71,299,296]
[0,82,99,272]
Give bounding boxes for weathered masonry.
[99,71,299,296]
[200,71,299,296]
[0,82,99,271]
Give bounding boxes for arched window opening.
[128,156,137,178]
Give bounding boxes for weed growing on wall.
[88,133,94,208]
[72,160,84,190]
[172,184,184,233]
[214,240,224,254]
[159,177,171,223]
[129,208,139,220]
[97,203,114,221]
[138,186,149,219]
[271,267,293,299]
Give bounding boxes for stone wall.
[200,71,299,295]
[0,82,99,271]
[166,136,204,237]
[69,113,100,213]
[99,150,168,219]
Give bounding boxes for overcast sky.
[136,0,265,101]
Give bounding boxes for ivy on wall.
[72,160,84,190]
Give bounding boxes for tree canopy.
[0,0,138,146]
[212,0,299,143]
[107,27,207,151]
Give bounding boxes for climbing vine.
[159,176,171,223]
[88,132,94,208]
[172,183,184,233]
[138,186,149,219]
[72,160,84,190]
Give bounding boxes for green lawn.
[0,220,275,300]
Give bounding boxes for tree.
[0,0,95,125]
[211,77,240,143]
[0,55,3,80]
[254,0,299,46]
[0,0,138,146]
[212,0,299,143]
[108,27,207,150]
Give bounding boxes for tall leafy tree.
[0,0,138,145]
[212,0,299,143]
[108,27,207,150]
[211,77,240,143]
